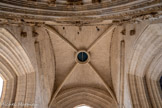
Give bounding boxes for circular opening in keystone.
[75,51,90,64]
[77,52,88,62]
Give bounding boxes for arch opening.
[74,104,92,108]
[0,76,3,98]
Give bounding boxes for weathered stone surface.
[0,0,161,24]
[0,1,162,108]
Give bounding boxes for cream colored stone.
[0,1,162,108]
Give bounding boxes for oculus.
[76,51,90,64]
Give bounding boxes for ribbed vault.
[0,11,162,108]
[43,25,118,108]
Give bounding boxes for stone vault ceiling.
[0,1,162,108]
[0,16,162,108]
[0,0,161,24]
[43,25,117,108]
[0,21,162,108]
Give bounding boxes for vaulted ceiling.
[42,25,117,108]
[0,1,162,108]
[1,21,161,108]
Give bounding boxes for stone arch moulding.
[0,0,161,24]
[128,23,162,108]
[0,28,36,108]
[51,87,118,108]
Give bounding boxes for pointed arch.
[0,28,36,108]
[128,24,162,108]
